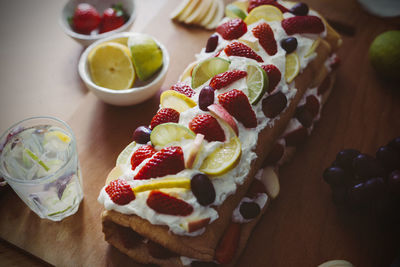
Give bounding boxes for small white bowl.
[60,0,136,47]
[78,32,169,106]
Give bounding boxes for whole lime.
[369,30,400,81]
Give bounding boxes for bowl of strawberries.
[60,0,136,46]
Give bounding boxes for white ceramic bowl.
[78,32,169,106]
[60,0,136,46]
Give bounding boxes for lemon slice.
[88,42,135,90]
[132,177,191,194]
[44,131,71,143]
[116,141,137,165]
[200,136,242,176]
[285,52,300,83]
[244,5,283,25]
[128,34,163,81]
[246,64,268,104]
[160,90,197,112]
[106,165,124,185]
[225,3,247,20]
[305,38,321,58]
[150,122,195,147]
[191,57,230,89]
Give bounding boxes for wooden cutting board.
[0,0,399,266]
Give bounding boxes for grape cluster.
[323,137,400,208]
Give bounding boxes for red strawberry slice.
[248,0,289,13]
[284,126,308,146]
[224,42,263,62]
[215,222,241,264]
[261,64,281,93]
[252,23,277,56]
[305,95,320,117]
[105,179,135,205]
[99,4,127,34]
[134,146,185,180]
[131,145,156,170]
[246,178,267,198]
[262,142,285,167]
[218,89,257,128]
[262,91,287,118]
[170,82,195,98]
[150,108,180,129]
[209,70,247,90]
[216,18,247,40]
[146,190,193,216]
[71,3,101,34]
[189,114,225,142]
[282,16,325,35]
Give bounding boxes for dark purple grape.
[388,170,400,194]
[352,153,385,179]
[262,91,287,118]
[348,182,366,206]
[295,105,313,128]
[133,126,151,144]
[335,149,360,172]
[388,136,400,152]
[363,177,385,200]
[280,37,298,54]
[191,173,215,206]
[199,86,215,111]
[205,34,218,53]
[331,186,348,205]
[239,201,261,219]
[290,2,309,16]
[376,146,400,172]
[323,166,350,186]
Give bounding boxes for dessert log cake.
[98,1,342,266]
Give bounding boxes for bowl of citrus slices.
[78,32,169,106]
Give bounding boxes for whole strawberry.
[209,70,247,90]
[147,190,193,216]
[71,3,101,34]
[105,179,135,205]
[282,16,325,35]
[99,4,127,34]
[252,23,277,56]
[170,82,195,98]
[131,145,156,170]
[150,108,180,129]
[216,18,247,40]
[189,114,226,142]
[224,42,263,62]
[218,89,257,128]
[261,64,281,93]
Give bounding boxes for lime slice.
[200,136,242,176]
[88,42,135,90]
[246,64,268,104]
[160,90,197,112]
[232,1,248,13]
[116,141,137,165]
[132,177,191,194]
[285,52,300,83]
[244,5,283,25]
[225,4,247,20]
[150,122,196,147]
[24,148,49,171]
[305,38,321,58]
[191,58,230,89]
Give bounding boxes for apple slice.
[200,0,218,27]
[187,217,211,233]
[170,0,191,20]
[260,166,280,199]
[177,0,199,22]
[184,0,211,24]
[208,104,239,136]
[185,133,204,169]
[206,0,224,30]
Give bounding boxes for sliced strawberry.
[134,146,185,180]
[261,64,281,93]
[248,0,289,13]
[305,95,320,117]
[262,91,287,118]
[170,82,195,98]
[282,16,325,35]
[188,217,211,233]
[216,18,247,40]
[131,145,156,170]
[284,126,308,146]
[209,70,247,90]
[71,3,101,34]
[295,106,314,128]
[146,190,193,216]
[262,142,285,167]
[189,114,225,142]
[150,108,180,129]
[105,179,135,205]
[246,178,267,198]
[215,222,241,264]
[252,22,277,56]
[218,89,257,128]
[330,54,341,70]
[224,42,263,62]
[99,4,127,33]
[147,240,178,259]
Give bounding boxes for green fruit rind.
[191,58,231,89]
[150,123,196,147]
[246,64,268,105]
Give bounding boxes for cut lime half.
[246,64,268,105]
[150,123,196,147]
[191,58,230,89]
[225,4,247,20]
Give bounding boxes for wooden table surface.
[0,0,399,266]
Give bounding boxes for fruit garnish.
[134,146,185,180]
[305,38,321,57]
[185,134,204,169]
[187,217,211,233]
[247,0,289,13]
[182,0,212,24]
[199,136,241,176]
[290,2,309,16]
[284,126,308,146]
[146,190,193,216]
[209,70,247,90]
[218,89,257,128]
[44,131,71,144]
[116,141,137,165]
[132,126,151,144]
[128,34,163,81]
[105,179,135,205]
[88,42,135,90]
[191,57,230,89]
[262,91,287,118]
[160,90,197,113]
[215,222,241,264]
[225,3,247,20]
[239,201,261,219]
[150,123,195,147]
[282,16,325,35]
[105,165,124,185]
[260,166,280,199]
[285,52,300,83]
[252,22,277,56]
[131,145,156,170]
[261,64,281,93]
[179,61,197,82]
[198,86,215,111]
[132,177,191,194]
[70,3,101,34]
[189,114,226,142]
[262,142,284,167]
[280,37,298,54]
[170,82,195,98]
[208,104,239,136]
[244,5,283,25]
[24,148,49,171]
[205,34,219,53]
[246,178,266,198]
[216,18,247,40]
[191,173,216,206]
[150,108,180,129]
[231,0,249,13]
[246,64,268,104]
[224,42,263,62]
[99,4,127,33]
